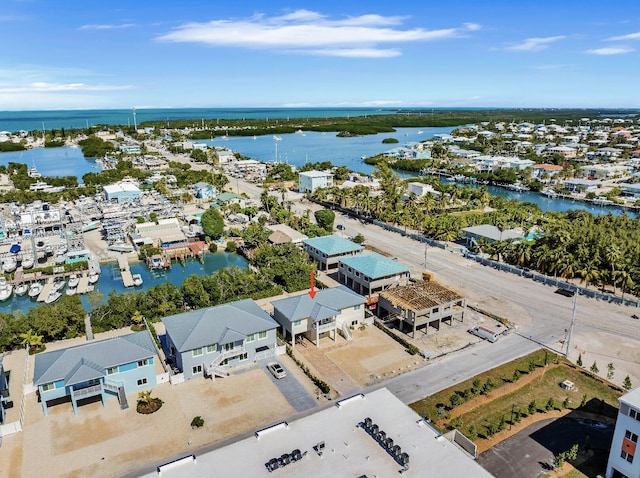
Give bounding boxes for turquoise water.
[0,251,248,315]
[0,146,100,179]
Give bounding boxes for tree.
[528,400,537,415]
[131,310,145,329]
[468,425,478,440]
[590,361,599,374]
[577,353,583,367]
[562,397,570,409]
[351,233,366,245]
[201,208,224,238]
[449,393,463,408]
[314,209,335,231]
[553,452,566,470]
[19,329,43,349]
[624,375,633,391]
[607,362,615,380]
[580,394,588,408]
[545,397,555,412]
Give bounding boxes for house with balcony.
[298,170,333,193]
[606,387,640,478]
[338,252,410,298]
[271,286,366,347]
[32,331,158,416]
[162,299,279,381]
[302,235,364,271]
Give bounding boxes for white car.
[267,362,287,379]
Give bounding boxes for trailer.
[468,326,499,343]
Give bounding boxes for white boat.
[2,257,17,273]
[28,162,42,178]
[542,188,558,198]
[21,255,34,269]
[273,135,282,141]
[593,197,614,206]
[44,290,62,304]
[0,278,13,301]
[417,130,424,135]
[132,273,143,287]
[15,283,28,296]
[88,271,100,284]
[57,242,68,255]
[81,220,101,232]
[52,277,66,291]
[65,286,77,296]
[505,183,530,192]
[67,273,80,288]
[108,244,135,253]
[252,135,257,140]
[54,253,66,265]
[28,282,43,298]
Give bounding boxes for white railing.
[315,321,336,333]
[73,384,102,398]
[341,323,353,341]
[210,345,246,367]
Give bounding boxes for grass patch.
[410,349,622,441]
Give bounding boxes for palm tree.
[579,261,601,290]
[605,244,621,294]
[19,329,43,349]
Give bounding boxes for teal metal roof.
[216,192,243,203]
[302,234,364,256]
[339,252,410,279]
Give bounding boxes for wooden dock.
[37,279,54,302]
[77,275,90,294]
[118,255,134,288]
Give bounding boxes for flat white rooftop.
[142,388,493,478]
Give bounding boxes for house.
[298,171,333,193]
[132,218,186,248]
[606,387,640,478]
[141,388,494,478]
[544,145,577,159]
[378,281,466,338]
[193,182,217,201]
[162,299,279,381]
[338,252,411,298]
[216,192,246,208]
[460,224,523,247]
[103,182,142,204]
[531,164,564,179]
[580,164,631,180]
[563,178,599,193]
[406,182,440,198]
[302,235,364,271]
[271,286,366,347]
[32,331,158,416]
[622,183,640,199]
[266,224,308,245]
[0,356,10,424]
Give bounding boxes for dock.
[77,275,90,294]
[37,279,54,302]
[118,255,134,288]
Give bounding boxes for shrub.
[545,397,555,412]
[624,375,633,391]
[209,243,218,253]
[449,393,463,408]
[286,345,330,394]
[590,361,599,374]
[577,353,583,367]
[528,400,537,415]
[226,241,237,253]
[191,416,205,428]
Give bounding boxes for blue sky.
[1,0,639,110]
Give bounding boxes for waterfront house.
[337,252,411,298]
[162,299,279,381]
[531,164,564,180]
[406,182,440,198]
[298,171,334,193]
[563,178,599,193]
[33,331,158,416]
[271,286,366,347]
[266,223,308,245]
[622,183,640,199]
[378,281,466,338]
[460,224,523,247]
[302,235,364,271]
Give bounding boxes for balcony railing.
[314,321,336,333]
[220,344,246,359]
[72,384,102,398]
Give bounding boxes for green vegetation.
[200,208,225,238]
[314,209,335,232]
[253,243,316,292]
[191,416,205,428]
[0,142,26,152]
[382,137,399,144]
[77,135,116,157]
[410,350,622,441]
[286,344,331,394]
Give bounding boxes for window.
[42,382,55,392]
[106,366,118,375]
[239,353,248,361]
[353,305,361,311]
[621,450,634,463]
[246,334,255,343]
[257,331,267,340]
[192,365,203,374]
[207,344,217,353]
[137,359,149,367]
[625,430,638,443]
[293,320,302,327]
[137,378,148,387]
[192,348,203,357]
[355,272,360,277]
[631,409,640,421]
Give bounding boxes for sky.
[1,0,640,110]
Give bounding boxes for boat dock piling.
[118,255,134,288]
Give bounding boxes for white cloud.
[156,10,480,58]
[586,47,634,55]
[506,36,565,51]
[606,32,640,41]
[80,23,136,30]
[0,82,133,93]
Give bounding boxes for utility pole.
[424,243,428,270]
[565,293,578,356]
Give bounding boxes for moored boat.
[132,273,143,287]
[44,290,61,304]
[15,283,28,296]
[0,278,13,301]
[67,273,80,288]
[65,286,77,296]
[28,282,43,298]
[2,257,17,273]
[52,277,65,291]
[21,255,34,269]
[88,271,100,284]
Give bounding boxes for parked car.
[266,362,287,379]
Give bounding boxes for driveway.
[478,416,614,478]
[255,359,317,413]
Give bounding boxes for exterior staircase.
[341,323,353,341]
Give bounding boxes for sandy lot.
[0,369,295,478]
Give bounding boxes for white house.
[606,387,640,478]
[298,171,333,193]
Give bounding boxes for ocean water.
[0,107,400,133]
[0,146,100,178]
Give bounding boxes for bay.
[0,146,100,179]
[0,251,248,315]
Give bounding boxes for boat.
[273,135,282,141]
[52,277,66,291]
[505,183,530,192]
[88,271,100,284]
[82,220,101,232]
[28,282,43,298]
[54,253,66,265]
[2,257,17,273]
[14,283,28,296]
[0,278,13,301]
[57,242,68,255]
[44,290,62,304]
[417,130,424,135]
[541,188,558,198]
[28,162,41,178]
[108,244,135,253]
[67,273,80,288]
[21,255,34,269]
[252,135,257,140]
[132,273,143,287]
[65,285,77,296]
[593,197,614,206]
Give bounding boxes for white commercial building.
[298,170,333,193]
[607,387,640,478]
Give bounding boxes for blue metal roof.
[162,299,278,353]
[302,234,364,256]
[272,286,365,324]
[33,331,156,386]
[339,252,410,279]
